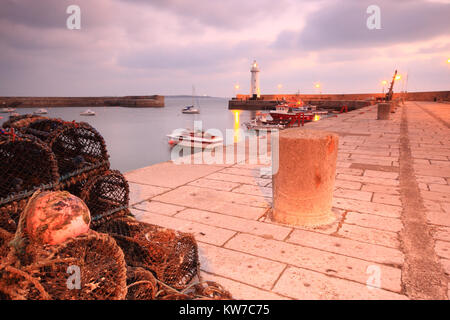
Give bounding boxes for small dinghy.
[167,128,223,149]
[34,108,48,115]
[80,109,96,116]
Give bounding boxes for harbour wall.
[0,95,165,108]
[235,90,450,102]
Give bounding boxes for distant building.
[250,60,260,99]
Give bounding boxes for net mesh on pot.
[79,170,131,228]
[2,114,47,131]
[0,130,60,230]
[96,216,199,290]
[126,266,158,300]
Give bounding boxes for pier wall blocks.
[272,129,339,227]
[377,103,391,120]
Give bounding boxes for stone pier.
[125,101,450,300]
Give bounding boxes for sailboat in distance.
[182,86,200,114]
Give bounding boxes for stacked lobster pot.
[0,115,231,300]
[0,127,60,232]
[2,115,128,225]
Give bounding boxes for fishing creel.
[0,129,60,232]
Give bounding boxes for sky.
[0,0,449,97]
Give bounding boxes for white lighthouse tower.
[250,60,260,99]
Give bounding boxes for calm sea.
[0,96,254,172]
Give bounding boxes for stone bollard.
[377,103,391,120]
[272,129,338,227]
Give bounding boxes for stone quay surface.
[125,101,450,300]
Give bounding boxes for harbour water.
[0,96,253,172]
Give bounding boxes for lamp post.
[314,83,321,95]
[277,84,283,99]
[234,84,240,99]
[381,80,388,94]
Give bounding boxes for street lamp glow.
[234,84,240,90]
[395,75,401,80]
[381,80,388,85]
[315,83,321,88]
[447,58,450,64]
[277,84,283,89]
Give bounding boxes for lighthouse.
[250,60,260,99]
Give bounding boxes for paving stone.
[336,162,352,168]
[364,170,399,180]
[128,182,170,205]
[440,259,450,275]
[334,179,362,190]
[133,200,185,216]
[421,190,450,202]
[414,166,450,178]
[220,167,262,177]
[273,266,407,300]
[287,229,404,266]
[332,197,402,218]
[153,185,269,220]
[372,193,402,206]
[225,233,402,292]
[175,208,292,241]
[426,211,450,227]
[337,174,399,186]
[336,168,364,176]
[188,178,240,191]
[134,210,236,246]
[338,223,400,248]
[350,154,397,162]
[333,189,373,202]
[435,240,450,260]
[198,242,286,290]
[441,202,450,214]
[125,161,223,188]
[433,226,450,242]
[206,172,270,186]
[345,211,403,232]
[232,184,272,197]
[361,184,400,195]
[416,175,448,185]
[200,271,289,300]
[428,184,450,194]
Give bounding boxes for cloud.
[119,0,291,29]
[273,0,450,50]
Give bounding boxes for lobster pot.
[0,132,60,230]
[126,266,158,300]
[0,230,128,300]
[79,170,131,228]
[0,227,13,258]
[2,114,47,131]
[97,217,199,290]
[20,118,110,189]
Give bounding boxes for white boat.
[1,108,16,113]
[80,109,96,116]
[167,129,223,149]
[244,113,285,131]
[182,105,200,114]
[34,108,48,115]
[182,86,201,114]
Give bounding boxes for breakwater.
[235,90,450,102]
[229,99,372,111]
[229,90,449,110]
[0,95,164,108]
